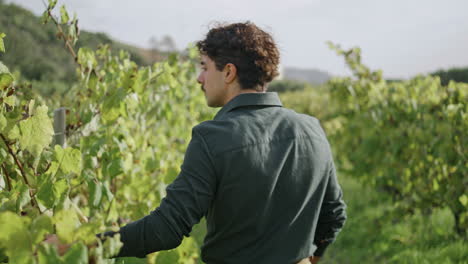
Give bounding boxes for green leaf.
[73,222,99,244]
[106,199,118,223]
[102,233,123,259]
[0,33,5,53]
[54,179,69,199]
[77,48,97,72]
[0,148,7,164]
[106,158,123,179]
[188,44,199,60]
[45,161,60,177]
[37,176,68,209]
[31,214,53,244]
[0,65,14,89]
[41,10,50,24]
[28,99,35,116]
[54,210,79,244]
[3,95,15,106]
[0,212,33,264]
[15,183,31,212]
[102,181,114,202]
[36,178,56,209]
[0,61,10,74]
[63,243,88,264]
[37,243,62,264]
[48,0,57,10]
[60,5,70,24]
[459,194,468,207]
[88,180,102,208]
[155,250,180,264]
[177,236,198,260]
[18,105,54,157]
[0,113,7,132]
[101,87,126,123]
[432,178,439,191]
[54,145,82,175]
[164,166,179,184]
[116,257,147,264]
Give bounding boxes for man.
[50,22,346,263]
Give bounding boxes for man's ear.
[223,63,237,84]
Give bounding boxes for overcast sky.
[6,0,468,78]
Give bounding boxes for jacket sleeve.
[313,160,347,257]
[104,127,217,258]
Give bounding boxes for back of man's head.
[196,22,280,91]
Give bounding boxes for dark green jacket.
[112,92,346,263]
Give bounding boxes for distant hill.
[0,2,163,95]
[282,67,331,85]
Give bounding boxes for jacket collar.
[214,92,283,120]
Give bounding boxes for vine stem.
[0,133,41,212]
[1,163,12,191]
[47,8,99,96]
[1,134,28,184]
[47,9,78,63]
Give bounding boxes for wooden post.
[54,107,66,147]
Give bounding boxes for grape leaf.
[0,114,7,132]
[19,105,54,157]
[60,5,69,24]
[37,243,62,264]
[54,145,82,175]
[0,33,5,53]
[30,214,53,244]
[88,179,102,208]
[63,243,88,264]
[54,210,79,244]
[3,95,15,106]
[102,234,123,259]
[101,87,127,122]
[37,176,68,209]
[48,0,57,9]
[155,250,180,264]
[0,212,34,264]
[41,10,50,24]
[15,183,31,212]
[0,61,13,90]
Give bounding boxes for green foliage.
[54,145,81,175]
[0,2,148,97]
[18,104,54,157]
[0,212,34,264]
[0,62,13,90]
[1,1,465,262]
[0,2,215,262]
[60,5,70,24]
[279,42,468,261]
[267,79,312,93]
[325,42,467,236]
[280,85,331,121]
[0,33,5,53]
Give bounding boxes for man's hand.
[309,256,320,264]
[43,234,70,256]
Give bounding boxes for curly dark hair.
[196,22,280,91]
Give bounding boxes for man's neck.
[222,86,265,106]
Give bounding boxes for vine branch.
[47,9,78,63]
[1,163,11,191]
[0,133,40,211]
[1,134,27,185]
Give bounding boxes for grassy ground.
[320,175,467,264]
